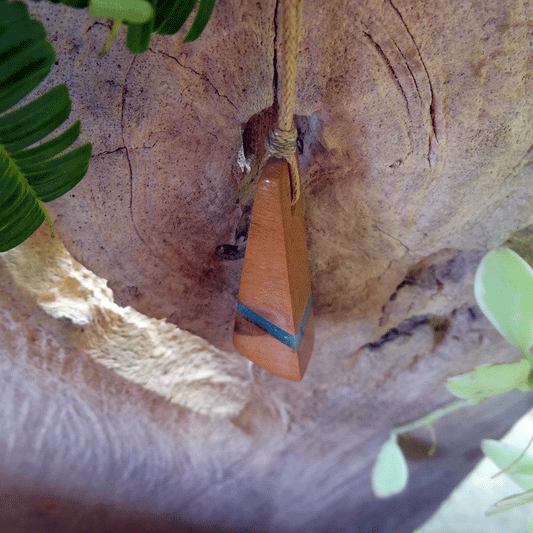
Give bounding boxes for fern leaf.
[0,2,54,114]
[0,0,92,252]
[155,0,197,35]
[183,0,215,42]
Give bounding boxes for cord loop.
[266,127,297,159]
[265,127,300,204]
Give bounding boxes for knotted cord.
[264,0,303,205]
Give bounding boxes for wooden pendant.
[233,155,314,381]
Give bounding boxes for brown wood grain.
[233,156,314,380]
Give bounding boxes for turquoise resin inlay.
[237,295,312,350]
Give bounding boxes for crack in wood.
[391,36,421,102]
[152,49,238,111]
[120,56,150,251]
[92,147,127,157]
[362,30,411,116]
[273,0,280,99]
[387,0,439,145]
[373,224,410,252]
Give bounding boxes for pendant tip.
[233,309,314,381]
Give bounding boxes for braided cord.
[278,0,303,132]
[265,0,303,205]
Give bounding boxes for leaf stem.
[391,398,482,437]
[99,19,122,56]
[38,199,55,238]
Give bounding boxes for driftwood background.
[1,0,533,531]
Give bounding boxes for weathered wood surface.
[1,0,533,531]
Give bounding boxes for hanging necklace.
[233,0,314,381]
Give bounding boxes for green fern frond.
[0,0,92,252]
[183,0,215,43]
[154,0,197,34]
[30,0,216,54]
[125,0,216,53]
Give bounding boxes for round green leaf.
[371,435,408,498]
[89,0,153,23]
[445,359,531,400]
[475,248,533,360]
[126,12,155,53]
